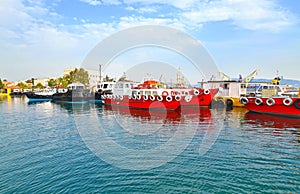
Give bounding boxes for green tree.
[56,68,89,88]
[48,78,58,87]
[58,76,70,88]
[25,79,32,84]
[17,82,29,89]
[36,83,44,89]
[70,68,89,87]
[0,79,4,89]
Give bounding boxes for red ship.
[102,79,218,110]
[240,96,300,118]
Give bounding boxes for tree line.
[47,68,89,88]
[0,68,89,90]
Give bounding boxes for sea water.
[0,97,299,193]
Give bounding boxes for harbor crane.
[219,69,259,83]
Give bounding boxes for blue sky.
[0,0,300,81]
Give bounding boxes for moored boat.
[102,79,218,110]
[25,92,53,102]
[240,96,300,118]
[52,83,94,103]
[9,88,24,97]
[25,89,58,102]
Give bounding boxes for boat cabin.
[250,83,299,97]
[201,81,247,98]
[96,82,115,92]
[67,83,85,90]
[114,82,134,95]
[97,81,135,95]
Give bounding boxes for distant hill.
[249,79,300,87]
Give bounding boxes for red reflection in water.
[245,112,300,129]
[104,105,212,124]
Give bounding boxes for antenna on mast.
[99,64,102,83]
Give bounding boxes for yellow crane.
[219,69,259,83]
[244,69,259,83]
[219,71,232,81]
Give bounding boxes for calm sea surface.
[0,97,299,193]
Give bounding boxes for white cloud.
[0,0,295,49]
[123,0,198,9]
[102,0,121,5]
[0,0,298,80]
[118,16,185,30]
[79,0,102,6]
[80,0,121,6]
[179,0,295,32]
[125,6,135,11]
[122,0,295,32]
[125,6,158,13]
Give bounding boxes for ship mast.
[176,66,182,87]
[99,64,102,83]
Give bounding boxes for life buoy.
[166,95,172,102]
[175,95,181,101]
[282,97,293,106]
[162,91,168,96]
[173,90,180,95]
[283,97,293,106]
[143,95,148,100]
[204,89,210,95]
[170,91,175,96]
[136,95,141,100]
[185,95,192,102]
[157,95,163,101]
[240,97,249,104]
[266,98,275,106]
[182,91,189,96]
[150,95,155,101]
[294,99,300,109]
[194,89,200,96]
[255,98,263,105]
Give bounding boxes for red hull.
[103,88,218,110]
[104,95,180,110]
[244,97,300,118]
[180,88,218,107]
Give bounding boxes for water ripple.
[0,99,299,193]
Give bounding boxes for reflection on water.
[53,101,92,114]
[245,112,300,143]
[102,105,213,125]
[0,98,300,193]
[0,97,4,104]
[245,112,300,129]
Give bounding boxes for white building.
[86,69,100,88]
